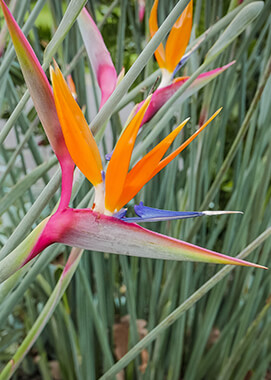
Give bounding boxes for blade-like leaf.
[205,2,264,63]
[0,247,83,379]
[43,0,87,65]
[0,0,70,164]
[0,218,50,283]
[0,158,57,216]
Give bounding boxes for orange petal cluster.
[51,64,221,215]
[149,0,193,74]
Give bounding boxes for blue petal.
[172,36,206,79]
[172,53,190,79]
[121,202,204,223]
[113,208,128,219]
[105,150,113,161]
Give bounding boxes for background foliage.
[0,0,271,379]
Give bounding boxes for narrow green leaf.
[0,248,83,380]
[0,157,57,216]
[98,227,271,380]
[0,218,49,283]
[43,0,87,65]
[205,2,264,63]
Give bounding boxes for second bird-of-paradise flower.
[150,0,193,87]
[0,0,267,283]
[137,0,235,125]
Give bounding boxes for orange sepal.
[116,118,189,210]
[51,62,103,186]
[105,96,152,213]
[165,0,193,73]
[149,0,166,68]
[154,108,222,175]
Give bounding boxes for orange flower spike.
[105,96,152,214]
[165,0,193,74]
[51,63,103,187]
[154,108,222,175]
[116,118,189,210]
[149,0,166,69]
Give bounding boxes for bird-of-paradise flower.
[51,61,218,217]
[131,0,235,126]
[150,0,193,87]
[0,0,266,283]
[136,61,235,126]
[77,4,234,127]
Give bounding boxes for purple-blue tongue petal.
[105,150,114,161]
[172,35,206,79]
[122,202,204,223]
[114,208,128,219]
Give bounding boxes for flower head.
[50,62,222,218]
[150,0,193,86]
[131,0,235,126]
